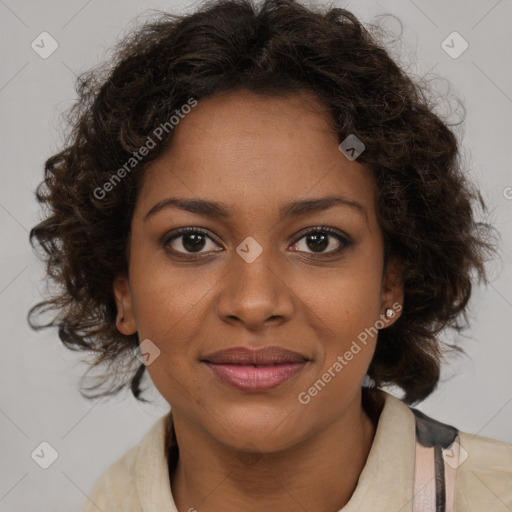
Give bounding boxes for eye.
[163,227,221,256]
[162,225,353,259]
[290,226,353,258]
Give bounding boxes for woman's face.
[114,88,403,452]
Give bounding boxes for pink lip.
[203,346,307,365]
[205,361,307,391]
[202,346,309,392]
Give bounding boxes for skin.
[113,88,404,512]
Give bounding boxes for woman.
[28,0,512,510]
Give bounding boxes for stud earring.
[385,308,394,319]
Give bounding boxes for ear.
[113,275,137,335]
[380,256,404,327]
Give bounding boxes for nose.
[215,244,295,331]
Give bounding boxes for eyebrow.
[144,195,367,223]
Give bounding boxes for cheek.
[127,258,221,398]
[314,286,380,381]
[296,271,382,409]
[130,251,217,342]
[300,258,383,344]
[298,251,383,376]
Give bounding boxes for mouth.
[201,346,310,392]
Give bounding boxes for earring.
[385,308,394,319]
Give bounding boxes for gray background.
[1,0,511,510]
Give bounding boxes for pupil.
[308,233,328,252]
[183,233,205,252]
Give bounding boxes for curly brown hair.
[28,0,498,406]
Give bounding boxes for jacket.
[81,390,512,511]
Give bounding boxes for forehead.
[136,89,377,222]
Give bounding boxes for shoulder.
[455,431,512,511]
[81,443,141,512]
[81,413,172,512]
[458,430,512,463]
[398,394,512,511]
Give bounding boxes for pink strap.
[413,442,436,512]
[413,435,461,512]
[441,437,462,512]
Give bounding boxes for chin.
[210,401,307,453]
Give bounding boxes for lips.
[202,346,309,392]
[203,346,308,365]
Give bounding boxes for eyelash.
[162,225,353,260]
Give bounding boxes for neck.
[169,388,382,512]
